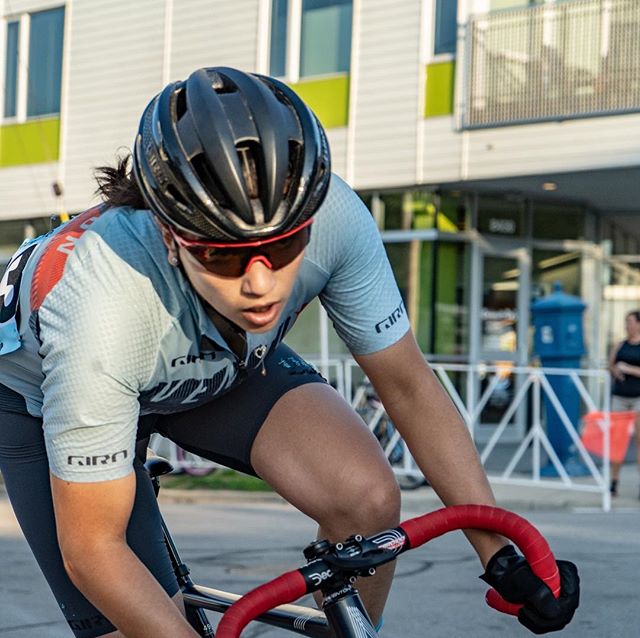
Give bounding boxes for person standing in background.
[608,310,640,497]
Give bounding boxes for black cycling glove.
[480,544,580,635]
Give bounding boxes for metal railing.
[146,356,614,510]
[462,0,640,128]
[344,359,613,511]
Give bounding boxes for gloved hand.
[480,544,580,634]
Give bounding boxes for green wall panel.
[0,118,60,166]
[424,61,455,118]
[291,74,350,129]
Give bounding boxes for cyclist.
[0,67,579,637]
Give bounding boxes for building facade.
[2,0,639,379]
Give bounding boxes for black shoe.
[610,480,618,497]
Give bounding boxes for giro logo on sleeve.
[374,301,405,333]
[67,450,128,466]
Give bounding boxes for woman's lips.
[241,302,281,328]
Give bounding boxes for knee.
[323,471,401,535]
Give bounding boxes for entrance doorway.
[470,239,531,442]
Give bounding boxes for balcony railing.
[461,0,640,129]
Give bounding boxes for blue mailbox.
[531,282,586,473]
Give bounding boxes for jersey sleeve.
[37,236,162,483]
[315,176,410,355]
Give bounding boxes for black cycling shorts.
[0,343,325,637]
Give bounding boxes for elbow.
[59,538,93,587]
[58,534,120,589]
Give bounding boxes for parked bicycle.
[149,434,220,477]
[146,455,565,637]
[352,381,426,490]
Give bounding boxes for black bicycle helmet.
[132,66,331,242]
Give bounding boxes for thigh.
[0,404,179,638]
[154,343,327,476]
[250,382,400,530]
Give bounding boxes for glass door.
[470,239,530,442]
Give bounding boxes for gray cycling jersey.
[0,175,409,482]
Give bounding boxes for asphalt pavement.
[1,465,639,637]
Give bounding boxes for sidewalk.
[2,464,637,512]
[156,462,640,512]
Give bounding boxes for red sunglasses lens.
[183,227,310,276]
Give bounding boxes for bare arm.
[51,472,198,637]
[615,361,640,377]
[608,342,624,381]
[355,331,507,567]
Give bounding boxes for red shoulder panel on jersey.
[30,205,107,312]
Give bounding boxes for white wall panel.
[463,113,640,180]
[0,164,59,218]
[60,0,165,213]
[2,0,62,16]
[326,129,348,180]
[420,116,463,183]
[170,0,260,78]
[350,0,422,190]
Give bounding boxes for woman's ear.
[154,218,179,266]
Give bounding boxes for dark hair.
[94,153,147,210]
[627,310,640,322]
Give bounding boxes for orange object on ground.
[581,411,636,464]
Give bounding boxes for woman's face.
[625,313,640,339]
[159,223,303,333]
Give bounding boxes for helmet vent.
[175,87,188,120]
[166,184,189,211]
[191,153,230,211]
[237,144,259,200]
[283,140,302,200]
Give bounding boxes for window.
[532,202,585,241]
[269,0,288,78]
[4,21,19,117]
[2,6,65,120]
[269,0,352,79]
[300,0,352,77]
[434,0,458,56]
[28,8,65,117]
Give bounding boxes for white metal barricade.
[344,359,613,511]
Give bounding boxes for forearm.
[383,374,507,565]
[64,539,197,637]
[357,334,508,566]
[623,364,640,377]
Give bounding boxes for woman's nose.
[241,257,276,296]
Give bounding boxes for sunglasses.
[170,220,312,277]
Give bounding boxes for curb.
[158,488,289,506]
[156,485,636,512]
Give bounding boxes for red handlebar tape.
[399,504,561,615]
[215,505,560,637]
[215,570,307,638]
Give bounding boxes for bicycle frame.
[148,456,334,637]
[161,508,378,637]
[147,456,560,638]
